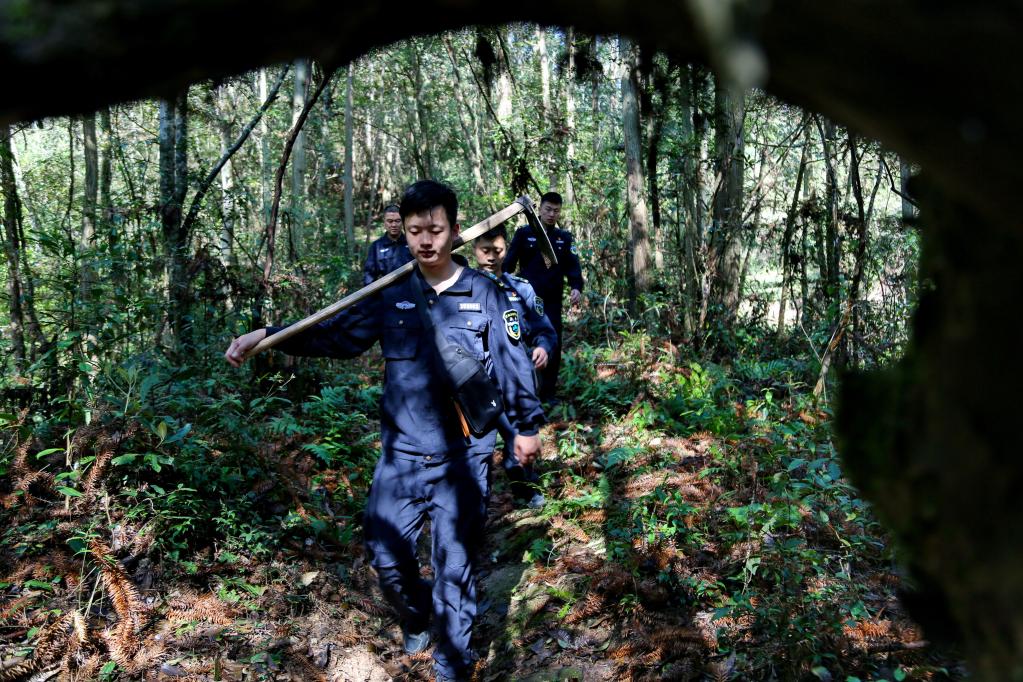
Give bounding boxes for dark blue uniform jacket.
[482,271,558,354]
[267,265,544,455]
[503,225,584,297]
[363,233,414,285]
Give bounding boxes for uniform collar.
[413,256,474,296]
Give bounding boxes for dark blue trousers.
[537,292,563,401]
[364,448,491,680]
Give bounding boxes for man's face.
[404,207,459,269]
[538,201,562,228]
[473,235,507,275]
[383,211,403,239]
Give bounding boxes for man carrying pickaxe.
[224,181,557,682]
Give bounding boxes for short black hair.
[383,204,401,215]
[540,191,563,206]
[399,180,458,228]
[475,224,508,244]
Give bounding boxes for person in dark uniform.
[362,203,415,285]
[503,191,584,402]
[474,224,557,508]
[225,181,543,682]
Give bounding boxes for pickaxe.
[244,195,557,358]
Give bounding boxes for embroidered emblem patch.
[503,310,521,341]
[570,244,579,255]
[396,301,415,310]
[459,302,482,311]
[534,296,544,317]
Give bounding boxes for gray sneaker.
[402,627,430,654]
[527,492,546,509]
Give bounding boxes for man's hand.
[513,433,541,467]
[224,329,268,367]
[569,288,582,307]
[531,346,549,369]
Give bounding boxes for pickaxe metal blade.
[515,195,559,269]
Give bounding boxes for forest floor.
[0,332,964,681]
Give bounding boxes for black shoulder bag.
[410,271,505,437]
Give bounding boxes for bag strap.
[408,266,450,352]
[409,266,474,437]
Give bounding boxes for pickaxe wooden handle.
[245,197,547,358]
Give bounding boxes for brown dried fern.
[549,517,590,544]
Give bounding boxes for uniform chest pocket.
[443,313,488,360]
[380,322,420,360]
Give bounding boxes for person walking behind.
[503,191,583,403]
[474,224,557,508]
[362,203,414,284]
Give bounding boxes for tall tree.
[706,76,746,330]
[0,124,27,371]
[215,84,238,268]
[777,122,809,339]
[290,59,309,258]
[80,112,99,306]
[343,62,355,258]
[621,37,651,308]
[563,27,577,210]
[158,91,190,348]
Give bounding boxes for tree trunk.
[816,115,840,303]
[678,65,703,339]
[706,76,746,329]
[159,92,190,348]
[80,112,99,303]
[216,84,238,268]
[290,59,308,259]
[0,124,27,371]
[777,123,809,339]
[99,107,114,252]
[343,62,355,259]
[537,26,552,135]
[564,27,576,210]
[621,37,651,310]
[259,69,272,226]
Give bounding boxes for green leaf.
[112,454,138,466]
[156,421,168,440]
[78,361,92,373]
[23,580,54,591]
[100,661,117,675]
[240,582,266,596]
[893,669,907,681]
[57,486,83,497]
[163,423,191,444]
[34,447,64,459]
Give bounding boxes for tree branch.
[181,67,288,240]
[262,65,338,284]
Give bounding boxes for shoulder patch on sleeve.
[534,296,544,317]
[503,310,521,341]
[570,244,579,255]
[508,273,528,283]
